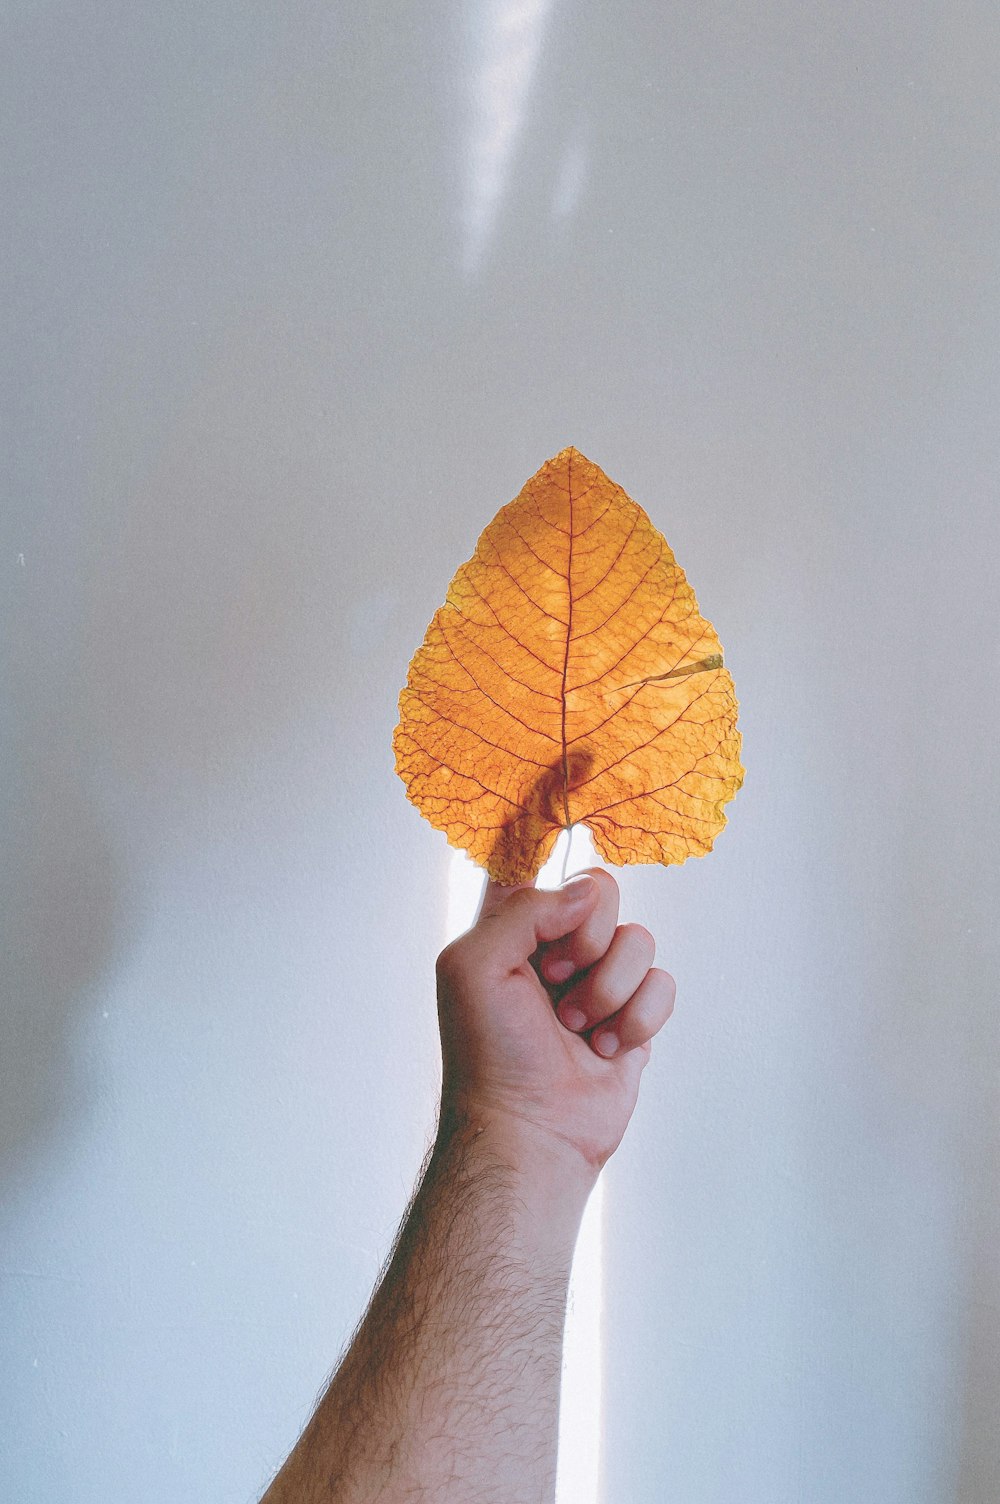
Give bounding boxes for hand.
[435,868,676,1179]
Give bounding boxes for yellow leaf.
[394,448,744,884]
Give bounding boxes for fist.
[435,870,675,1174]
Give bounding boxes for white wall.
[3,4,998,1500]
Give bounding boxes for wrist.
[435,1092,598,1242]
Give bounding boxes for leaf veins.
[393,448,744,883]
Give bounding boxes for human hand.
[435,869,675,1180]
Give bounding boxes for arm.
[261,869,675,1504]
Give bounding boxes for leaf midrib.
[558,452,574,828]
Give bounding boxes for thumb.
[473,874,599,972]
[477,873,536,923]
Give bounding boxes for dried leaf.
[394,448,744,883]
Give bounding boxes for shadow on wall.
[955,888,1000,1501]
[0,326,414,1196]
[847,701,1000,1501]
[0,705,126,1187]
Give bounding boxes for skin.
[260,867,675,1504]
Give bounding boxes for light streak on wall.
[446,827,603,1504]
[459,0,555,278]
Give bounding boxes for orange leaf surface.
[394,448,744,884]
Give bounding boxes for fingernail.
[560,1005,587,1031]
[594,1031,619,1057]
[543,957,575,984]
[560,874,596,900]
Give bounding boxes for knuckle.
[507,887,540,916]
[619,1006,653,1048]
[651,966,677,1000]
[574,934,605,968]
[585,865,619,897]
[436,936,471,982]
[586,972,620,1017]
[621,923,655,962]
[643,970,676,1021]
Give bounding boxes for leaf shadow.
[486,745,595,880]
[0,709,128,1187]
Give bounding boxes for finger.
[607,1038,654,1099]
[556,923,655,1033]
[477,874,535,923]
[464,875,600,974]
[536,867,619,985]
[589,967,676,1058]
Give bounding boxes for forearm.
[261,1103,596,1504]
